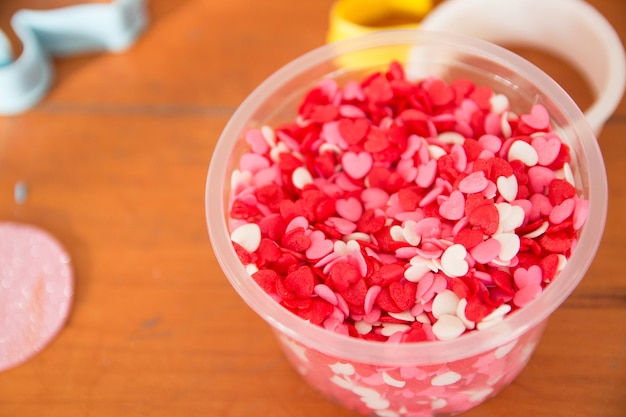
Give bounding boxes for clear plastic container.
[206,30,607,416]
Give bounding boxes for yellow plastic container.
[327,0,433,43]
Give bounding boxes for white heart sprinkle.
[440,244,469,278]
[404,263,431,283]
[492,233,520,262]
[496,175,518,202]
[431,370,462,386]
[329,362,356,376]
[456,298,475,329]
[390,225,407,242]
[432,314,466,341]
[292,166,313,189]
[402,220,421,246]
[382,371,406,388]
[508,140,538,166]
[490,94,509,113]
[431,290,460,319]
[230,223,261,253]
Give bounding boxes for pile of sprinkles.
[227,61,589,343]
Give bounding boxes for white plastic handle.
[420,0,626,136]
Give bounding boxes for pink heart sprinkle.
[513,265,542,289]
[397,159,418,182]
[459,171,488,194]
[573,198,589,230]
[527,166,556,194]
[478,134,502,153]
[306,230,334,259]
[439,190,465,221]
[450,144,467,173]
[341,151,373,179]
[532,135,561,166]
[416,160,437,188]
[470,238,502,264]
[360,188,389,210]
[342,80,365,101]
[239,153,270,174]
[336,197,363,222]
[245,129,269,154]
[322,121,348,149]
[521,104,550,130]
[549,198,575,225]
[513,284,542,307]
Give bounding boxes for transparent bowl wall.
[206,30,607,416]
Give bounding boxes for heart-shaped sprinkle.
[389,281,418,311]
[415,159,437,188]
[240,153,271,173]
[468,204,499,235]
[284,266,316,298]
[306,230,334,260]
[470,238,502,264]
[513,283,542,307]
[432,315,466,341]
[513,265,542,289]
[230,223,262,253]
[496,175,518,202]
[341,151,373,179]
[490,93,509,113]
[404,263,431,283]
[292,166,314,189]
[441,244,469,278]
[478,134,502,153]
[338,118,369,145]
[342,80,365,101]
[245,129,269,154]
[427,78,455,106]
[439,190,465,220]
[492,233,520,262]
[532,135,561,166]
[335,197,363,223]
[508,140,539,166]
[521,104,550,130]
[549,198,575,225]
[431,289,461,319]
[459,171,489,194]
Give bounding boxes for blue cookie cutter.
[0,0,148,115]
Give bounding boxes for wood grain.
[0,1,624,416]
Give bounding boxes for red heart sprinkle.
[375,287,405,314]
[548,179,576,206]
[539,230,574,253]
[338,118,370,145]
[309,104,339,123]
[539,253,560,283]
[280,227,311,252]
[453,228,484,249]
[389,281,417,311]
[284,265,316,299]
[251,269,279,294]
[328,262,361,292]
[464,295,495,322]
[468,203,499,235]
[364,128,390,153]
[255,238,282,265]
[427,78,455,107]
[341,278,368,311]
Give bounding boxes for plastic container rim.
[206,30,608,366]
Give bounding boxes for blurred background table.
[0,1,624,416]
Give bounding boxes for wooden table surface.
[0,1,624,416]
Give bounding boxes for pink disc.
[0,222,73,371]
